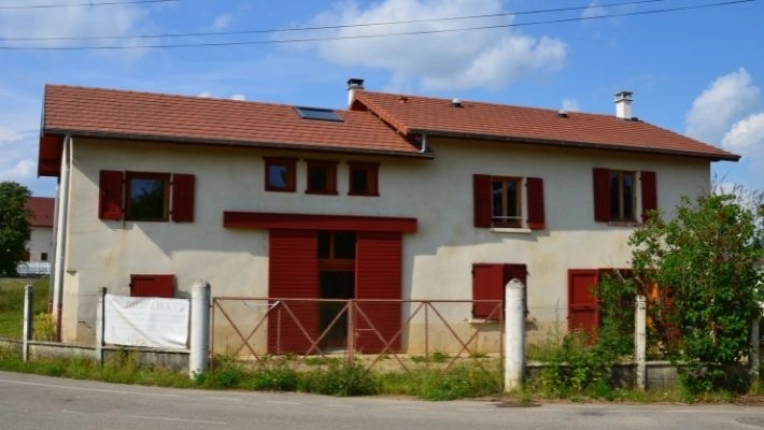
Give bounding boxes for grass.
[0,277,50,339]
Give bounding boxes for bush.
[299,363,378,396]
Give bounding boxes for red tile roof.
[352,91,739,161]
[42,85,423,159]
[25,197,54,228]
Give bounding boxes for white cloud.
[0,126,24,145]
[562,98,580,112]
[302,0,568,91]
[581,0,606,19]
[210,13,233,31]
[722,112,764,154]
[0,158,35,183]
[198,91,212,98]
[231,94,246,101]
[685,68,761,145]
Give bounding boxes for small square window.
[41,253,48,261]
[126,172,170,221]
[264,158,296,192]
[348,162,379,196]
[306,160,338,195]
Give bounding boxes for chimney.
[614,90,633,120]
[347,78,365,107]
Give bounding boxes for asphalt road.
[1,371,763,430]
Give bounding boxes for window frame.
[491,176,523,228]
[608,170,636,222]
[347,162,379,197]
[264,157,297,193]
[125,171,171,222]
[305,159,338,195]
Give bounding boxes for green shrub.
[299,363,378,396]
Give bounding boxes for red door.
[567,270,600,334]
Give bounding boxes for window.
[348,162,379,196]
[306,160,338,195]
[98,171,195,222]
[593,168,657,223]
[472,263,526,320]
[294,106,343,122]
[264,157,296,192]
[40,253,48,261]
[318,231,356,271]
[473,175,545,230]
[126,172,170,221]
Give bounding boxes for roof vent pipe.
[347,78,365,107]
[451,98,463,108]
[614,91,633,120]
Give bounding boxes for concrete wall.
[58,136,711,347]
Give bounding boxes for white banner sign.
[104,294,190,349]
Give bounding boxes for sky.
[0,0,762,198]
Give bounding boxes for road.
[0,371,763,430]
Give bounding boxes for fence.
[211,297,504,380]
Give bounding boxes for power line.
[1,0,670,42]
[0,0,177,10]
[0,0,756,51]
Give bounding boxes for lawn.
[0,277,50,339]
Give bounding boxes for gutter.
[51,134,72,341]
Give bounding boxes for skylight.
[294,106,343,122]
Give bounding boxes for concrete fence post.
[95,287,106,367]
[635,295,647,391]
[189,280,211,378]
[22,285,34,362]
[751,315,760,383]
[504,279,526,392]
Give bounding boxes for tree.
[629,192,763,392]
[0,182,32,276]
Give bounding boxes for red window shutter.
[99,170,123,221]
[267,229,318,355]
[473,174,492,228]
[171,174,195,223]
[129,274,174,298]
[525,177,545,230]
[472,264,504,320]
[592,168,610,222]
[640,171,657,222]
[568,270,600,336]
[355,231,402,353]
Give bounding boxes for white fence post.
[504,279,525,392]
[189,280,211,378]
[635,295,647,391]
[22,285,34,362]
[751,316,760,383]
[95,287,106,367]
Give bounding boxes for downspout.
[419,133,428,153]
[52,134,72,341]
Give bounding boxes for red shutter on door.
[473,174,492,228]
[129,274,174,298]
[640,171,657,222]
[592,168,610,222]
[472,264,504,320]
[568,270,600,336]
[268,229,318,354]
[525,177,545,230]
[99,170,123,220]
[171,174,195,223]
[355,231,402,353]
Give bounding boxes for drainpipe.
[419,133,428,153]
[52,134,72,341]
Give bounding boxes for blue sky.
[1,0,762,197]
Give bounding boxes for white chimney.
[614,90,633,120]
[347,78,365,107]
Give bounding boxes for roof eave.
[407,128,740,162]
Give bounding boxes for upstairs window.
[473,174,545,230]
[264,157,296,192]
[126,172,170,221]
[348,162,379,196]
[98,171,195,223]
[593,168,657,223]
[306,160,338,195]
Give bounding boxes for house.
[17,196,54,276]
[37,80,738,353]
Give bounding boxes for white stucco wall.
[27,227,52,262]
[59,136,711,345]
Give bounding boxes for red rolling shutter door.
[568,270,600,335]
[525,177,545,230]
[130,274,174,298]
[640,171,657,222]
[171,174,195,223]
[355,231,402,353]
[99,170,123,220]
[267,229,319,354]
[473,174,492,228]
[592,168,610,222]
